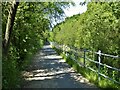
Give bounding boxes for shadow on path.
[22,44,99,89]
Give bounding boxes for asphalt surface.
[22,44,99,89]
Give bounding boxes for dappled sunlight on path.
[22,44,99,89]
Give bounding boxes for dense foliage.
[50,2,120,88]
[2,2,71,88]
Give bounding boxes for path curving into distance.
[22,44,99,89]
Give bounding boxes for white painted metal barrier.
[52,43,120,85]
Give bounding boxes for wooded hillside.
[50,2,120,88]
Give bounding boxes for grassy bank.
[53,46,120,90]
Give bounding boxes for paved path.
[22,44,99,89]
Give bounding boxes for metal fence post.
[84,49,86,67]
[98,50,101,81]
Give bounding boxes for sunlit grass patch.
[98,77,120,89]
[85,71,98,84]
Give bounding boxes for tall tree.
[2,2,75,88]
[3,0,19,56]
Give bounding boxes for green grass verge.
[53,47,120,90]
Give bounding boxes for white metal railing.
[51,42,120,85]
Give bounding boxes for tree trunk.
[3,0,19,56]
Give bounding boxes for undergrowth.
[2,43,44,89]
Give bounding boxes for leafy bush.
[51,2,120,89]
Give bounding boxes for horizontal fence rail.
[50,42,120,85]
[95,51,120,58]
